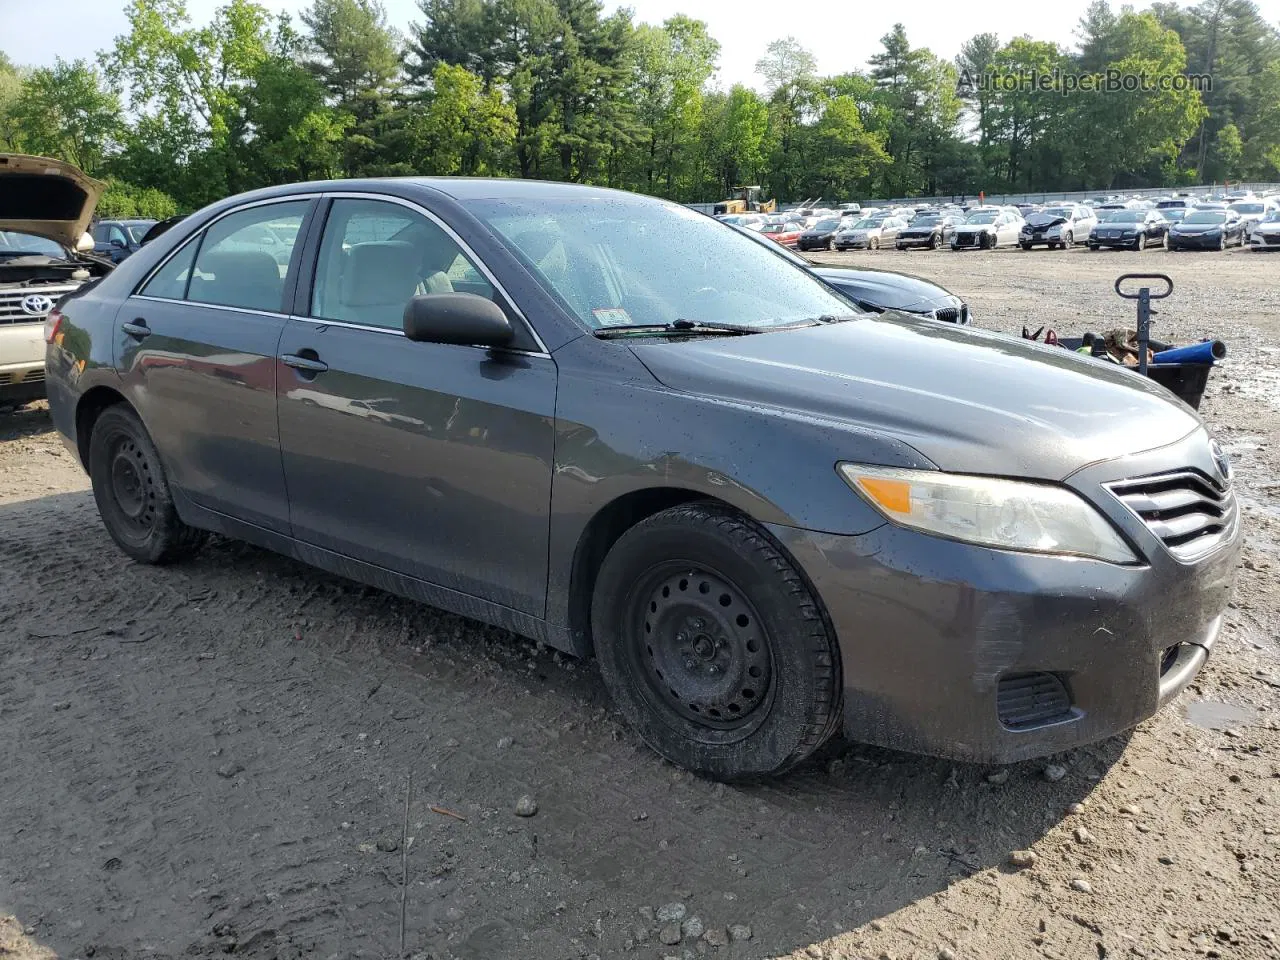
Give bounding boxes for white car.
[1018,204,1097,250]
[1250,209,1280,251]
[950,209,1024,250]
[1229,199,1279,242]
[1,154,110,407]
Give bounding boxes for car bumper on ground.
[767,434,1241,763]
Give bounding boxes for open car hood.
[0,153,105,250]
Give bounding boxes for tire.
[870,237,880,250]
[1217,233,1226,251]
[591,501,842,781]
[930,233,941,250]
[1088,243,1099,251]
[1020,242,1033,251]
[88,404,207,564]
[1136,234,1146,251]
[1063,231,1073,248]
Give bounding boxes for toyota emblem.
[1209,438,1232,485]
[20,294,54,316]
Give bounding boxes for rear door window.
[187,201,309,312]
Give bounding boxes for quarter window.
[139,237,199,300]
[310,198,495,330]
[186,201,309,312]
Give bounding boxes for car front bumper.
[1250,233,1280,249]
[1091,235,1142,247]
[1170,233,1225,248]
[896,235,936,247]
[834,238,871,249]
[0,323,47,400]
[1020,233,1061,246]
[767,435,1241,763]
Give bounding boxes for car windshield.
[471,197,856,332]
[910,216,940,226]
[1042,207,1073,218]
[848,218,877,229]
[1184,211,1227,224]
[1103,210,1143,223]
[1163,209,1187,221]
[0,231,65,258]
[812,219,839,231]
[1231,203,1264,214]
[965,211,998,224]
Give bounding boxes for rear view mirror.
[403,293,514,348]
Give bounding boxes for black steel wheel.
[89,405,207,563]
[592,501,842,780]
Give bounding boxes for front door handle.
[122,319,151,339]
[280,353,329,373]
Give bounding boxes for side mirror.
[402,293,514,348]
[76,232,95,252]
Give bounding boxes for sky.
[4,0,1280,90]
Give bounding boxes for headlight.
[838,464,1137,563]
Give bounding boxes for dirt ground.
[2,245,1279,960]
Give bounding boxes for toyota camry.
[45,178,1241,780]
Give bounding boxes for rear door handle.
[122,319,151,339]
[280,353,329,373]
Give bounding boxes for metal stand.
[1114,273,1173,376]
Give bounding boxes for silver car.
[833,216,907,251]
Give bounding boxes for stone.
[658,924,682,946]
[1119,804,1142,816]
[1009,850,1038,869]
[497,736,514,749]
[215,762,244,779]
[728,924,752,942]
[514,795,538,817]
[1074,827,1094,844]
[1069,878,1094,894]
[375,837,399,853]
[637,906,655,923]
[656,903,687,923]
[703,927,728,947]
[681,917,704,939]
[1066,802,1086,815]
[1043,764,1068,782]
[986,769,1010,785]
[939,949,957,960]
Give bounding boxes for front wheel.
[1136,234,1146,251]
[1218,233,1226,251]
[930,233,941,250]
[870,237,880,250]
[592,502,842,781]
[1088,243,1099,251]
[1020,242,1033,251]
[1062,231,1073,248]
[88,405,207,564]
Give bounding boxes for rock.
[703,926,728,947]
[806,947,826,959]
[215,762,244,779]
[1158,855,1175,865]
[497,736,514,749]
[1066,802,1086,815]
[1069,878,1094,894]
[870,920,885,932]
[514,795,538,817]
[1043,764,1067,782]
[52,701,71,712]
[658,923,682,946]
[656,902,687,923]
[1119,803,1142,816]
[939,949,957,960]
[986,769,1010,785]
[375,837,399,853]
[637,906,655,923]
[212,922,235,938]
[1074,827,1094,844]
[681,917,704,939]
[1009,849,1038,869]
[508,870,522,883]
[632,924,651,943]
[1216,927,1235,942]
[728,924,752,942]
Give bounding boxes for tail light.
[44,308,64,345]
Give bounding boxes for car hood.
[811,267,955,312]
[1026,213,1067,227]
[630,314,1200,481]
[0,153,105,249]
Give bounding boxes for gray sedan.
[45,179,1240,780]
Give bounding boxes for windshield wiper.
[593,318,766,339]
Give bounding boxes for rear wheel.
[592,502,842,781]
[88,405,207,564]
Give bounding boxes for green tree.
[1208,121,1244,180]
[97,178,180,218]
[756,37,818,199]
[0,53,24,151]
[301,0,401,116]
[9,59,122,174]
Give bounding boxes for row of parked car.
[718,191,1280,253]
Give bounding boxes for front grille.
[0,285,80,325]
[997,673,1073,729]
[933,307,959,323]
[1106,469,1236,561]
